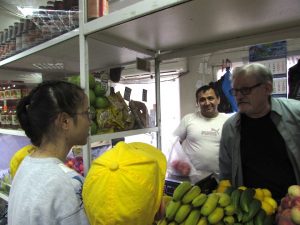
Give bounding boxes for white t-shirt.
[174,112,231,175]
[8,156,89,225]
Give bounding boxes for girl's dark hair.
[17,80,85,147]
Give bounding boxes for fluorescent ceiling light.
[17,6,34,17]
[32,63,64,70]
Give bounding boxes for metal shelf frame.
[1,0,300,173]
[0,192,8,202]
[0,129,26,137]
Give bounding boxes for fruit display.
[0,173,11,196]
[68,74,108,135]
[276,185,300,225]
[158,181,278,225]
[68,74,149,134]
[96,91,135,133]
[65,156,84,176]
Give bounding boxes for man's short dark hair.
[195,84,220,102]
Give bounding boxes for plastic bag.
[167,138,199,177]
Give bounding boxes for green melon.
[95,96,109,109]
[89,74,96,89]
[94,83,106,96]
[89,89,96,106]
[68,76,80,86]
[90,121,97,135]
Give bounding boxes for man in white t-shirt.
[174,84,231,177]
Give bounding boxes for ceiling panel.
[99,0,300,53]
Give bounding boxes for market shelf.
[89,127,159,143]
[83,0,189,36]
[0,193,8,202]
[88,0,300,61]
[0,29,79,67]
[0,129,26,136]
[0,29,80,75]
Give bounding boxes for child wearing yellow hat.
[83,141,167,225]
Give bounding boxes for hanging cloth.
[288,59,300,100]
[210,78,233,113]
[221,68,238,112]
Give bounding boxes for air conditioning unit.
[120,58,188,82]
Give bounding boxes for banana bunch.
[158,181,236,225]
[158,181,279,225]
[215,180,232,193]
[253,188,278,216]
[223,186,277,225]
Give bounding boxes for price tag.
[124,87,132,101]
[142,89,147,102]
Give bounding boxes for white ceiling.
[1,0,300,76]
[97,0,300,58]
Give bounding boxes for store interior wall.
[0,11,19,30]
[177,38,300,118]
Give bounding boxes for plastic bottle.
[21,19,29,50]
[0,31,3,59]
[4,26,13,57]
[1,104,8,129]
[16,19,24,53]
[2,28,9,59]
[0,106,2,128]
[32,10,44,45]
[11,106,20,129]
[8,23,17,56]
[70,0,79,29]
[27,20,38,48]
[10,83,21,100]
[39,6,52,41]
[46,1,61,38]
[54,0,68,33]
[87,0,109,21]
[7,106,13,129]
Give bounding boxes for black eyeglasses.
[229,83,262,96]
[74,109,96,121]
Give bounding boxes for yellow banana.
[185,209,201,225]
[200,193,219,216]
[217,193,231,207]
[173,181,192,201]
[166,200,181,221]
[224,204,236,216]
[197,217,208,225]
[157,218,167,225]
[192,193,207,207]
[223,215,235,225]
[182,185,202,204]
[207,207,224,224]
[174,204,192,223]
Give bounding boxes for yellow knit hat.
[10,144,36,178]
[82,142,167,225]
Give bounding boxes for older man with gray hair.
[219,63,300,202]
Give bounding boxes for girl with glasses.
[8,80,90,225]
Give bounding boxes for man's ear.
[265,81,273,94]
[55,112,72,130]
[216,96,221,105]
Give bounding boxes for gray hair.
[232,63,273,84]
